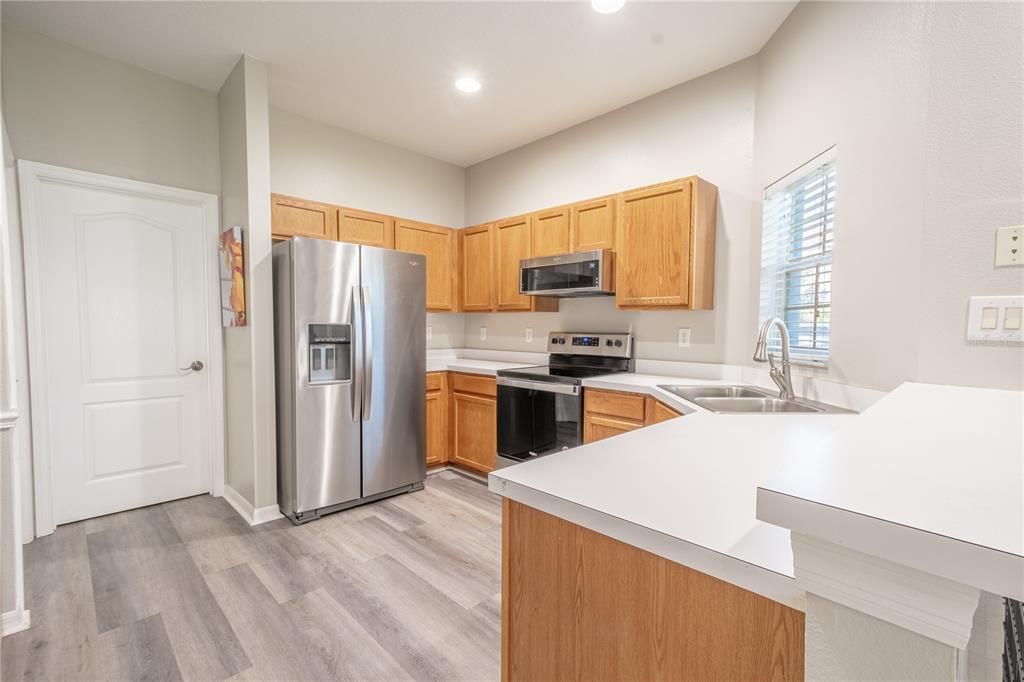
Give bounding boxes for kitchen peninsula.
[489,381,1023,681]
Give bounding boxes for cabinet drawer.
[451,372,497,397]
[584,388,646,423]
[426,371,445,392]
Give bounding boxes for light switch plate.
[995,225,1023,267]
[967,295,1024,344]
[677,328,691,348]
[479,326,487,341]
[525,328,533,343]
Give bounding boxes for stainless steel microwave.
[519,249,614,297]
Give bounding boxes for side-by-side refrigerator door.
[359,246,427,497]
[291,238,363,513]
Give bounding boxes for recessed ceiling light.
[455,77,481,93]
[591,0,625,14]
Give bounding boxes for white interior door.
[21,162,221,526]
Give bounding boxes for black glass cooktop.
[497,364,625,384]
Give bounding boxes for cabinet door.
[571,197,616,252]
[495,216,533,311]
[583,414,643,444]
[338,207,395,248]
[531,208,571,258]
[645,397,682,425]
[396,220,456,311]
[460,225,494,311]
[616,180,692,308]
[451,392,497,473]
[425,373,448,467]
[271,194,338,241]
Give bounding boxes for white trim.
[223,484,283,526]
[791,533,980,649]
[17,160,225,535]
[1,609,31,637]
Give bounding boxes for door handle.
[352,285,362,422]
[361,285,372,421]
[179,360,204,372]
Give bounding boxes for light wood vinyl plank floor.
[2,469,501,681]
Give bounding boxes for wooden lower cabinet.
[502,500,805,681]
[449,373,497,474]
[584,388,684,443]
[584,414,642,443]
[645,395,683,425]
[425,372,448,467]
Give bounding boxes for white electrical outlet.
[995,225,1023,267]
[480,326,487,341]
[677,328,691,348]
[525,328,533,343]
[426,325,432,341]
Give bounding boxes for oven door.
[496,377,581,467]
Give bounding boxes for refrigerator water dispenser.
[308,323,351,384]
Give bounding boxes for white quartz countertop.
[756,382,1024,601]
[488,378,1024,609]
[425,358,530,375]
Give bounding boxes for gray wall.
[463,1,1024,391]
[219,56,277,511]
[464,58,759,365]
[269,108,467,350]
[754,0,1023,391]
[1,27,219,195]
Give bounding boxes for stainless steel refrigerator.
[272,237,426,523]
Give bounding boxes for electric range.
[495,332,634,467]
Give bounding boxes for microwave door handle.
[351,285,362,422]
[361,285,372,421]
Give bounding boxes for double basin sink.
[656,385,854,414]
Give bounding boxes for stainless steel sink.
[658,385,774,401]
[694,397,823,413]
[656,384,855,414]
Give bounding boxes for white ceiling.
[2,1,797,167]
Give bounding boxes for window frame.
[758,147,837,367]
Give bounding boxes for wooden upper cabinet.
[615,177,717,310]
[338,207,394,248]
[271,194,338,241]
[494,216,533,311]
[460,224,494,311]
[571,196,616,252]
[531,208,571,258]
[395,220,456,311]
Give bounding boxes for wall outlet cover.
[525,328,533,343]
[426,325,432,341]
[677,328,691,348]
[995,225,1023,267]
[479,326,487,341]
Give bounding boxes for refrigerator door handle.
[361,284,373,421]
[351,285,362,422]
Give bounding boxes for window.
[758,148,836,365]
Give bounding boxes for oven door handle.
[497,376,580,396]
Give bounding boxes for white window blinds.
[758,149,836,364]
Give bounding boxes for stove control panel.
[548,332,633,358]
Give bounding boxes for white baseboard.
[223,484,283,526]
[2,609,31,637]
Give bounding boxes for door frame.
[18,160,225,536]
